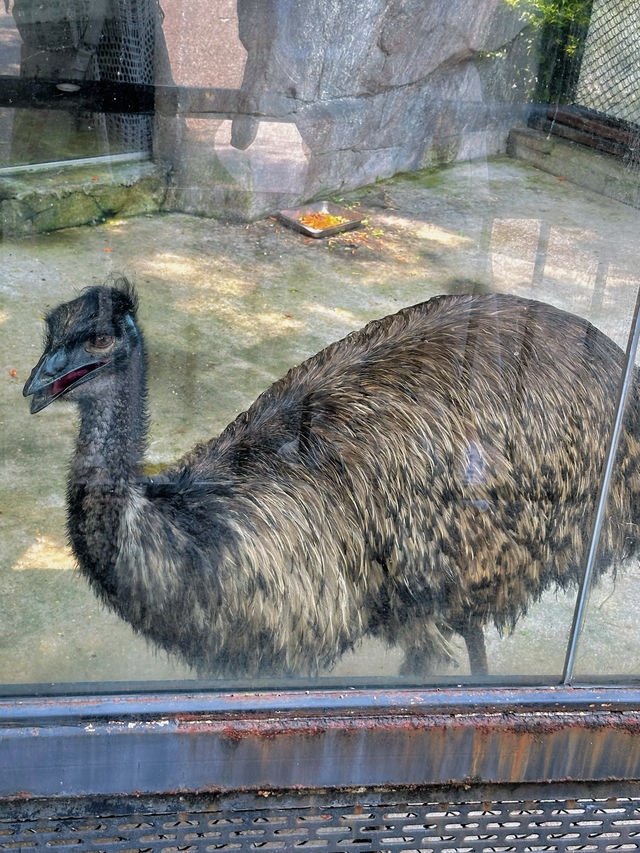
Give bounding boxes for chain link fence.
[534,0,640,172]
[97,0,159,152]
[574,0,640,126]
[573,0,640,169]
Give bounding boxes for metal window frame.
[1,684,640,800]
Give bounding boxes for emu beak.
[23,346,110,413]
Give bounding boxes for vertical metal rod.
[563,286,640,683]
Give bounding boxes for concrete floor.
[1,156,640,689]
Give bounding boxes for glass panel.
[568,310,640,682]
[0,1,157,167]
[1,0,639,691]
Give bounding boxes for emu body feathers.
[24,285,640,676]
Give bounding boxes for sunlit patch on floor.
[140,253,252,297]
[174,295,305,336]
[379,214,474,247]
[305,302,361,327]
[13,535,76,571]
[140,253,204,281]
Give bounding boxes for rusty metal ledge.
[2,683,640,722]
[1,685,640,799]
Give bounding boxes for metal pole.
[563,284,640,683]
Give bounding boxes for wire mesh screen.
[97,0,158,152]
[11,0,158,154]
[574,0,640,125]
[1,795,639,852]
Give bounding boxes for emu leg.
[462,622,488,675]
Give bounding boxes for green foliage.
[505,0,594,102]
[505,0,592,29]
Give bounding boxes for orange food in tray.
[298,212,349,229]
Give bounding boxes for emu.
[23,282,640,677]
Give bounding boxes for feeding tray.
[278,201,364,238]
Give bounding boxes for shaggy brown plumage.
[23,283,640,676]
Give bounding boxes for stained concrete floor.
[1,155,640,690]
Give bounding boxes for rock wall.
[158,0,538,220]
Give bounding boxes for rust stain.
[173,710,640,739]
[166,709,640,785]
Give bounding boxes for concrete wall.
[157,0,538,221]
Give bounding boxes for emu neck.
[72,354,147,488]
[68,347,147,599]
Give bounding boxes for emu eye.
[85,334,114,352]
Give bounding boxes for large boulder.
[161,0,537,220]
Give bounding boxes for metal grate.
[1,796,639,852]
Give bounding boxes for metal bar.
[0,78,532,124]
[563,285,640,682]
[0,78,299,121]
[2,694,640,798]
[2,684,640,725]
[2,686,639,800]
[4,780,640,822]
[0,76,155,113]
[158,86,299,120]
[0,151,148,176]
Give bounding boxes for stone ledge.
[507,127,640,209]
[0,159,170,238]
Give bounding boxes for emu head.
[23,281,141,414]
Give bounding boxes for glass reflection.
[14,268,636,683]
[570,323,640,683]
[0,0,639,690]
[0,1,157,167]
